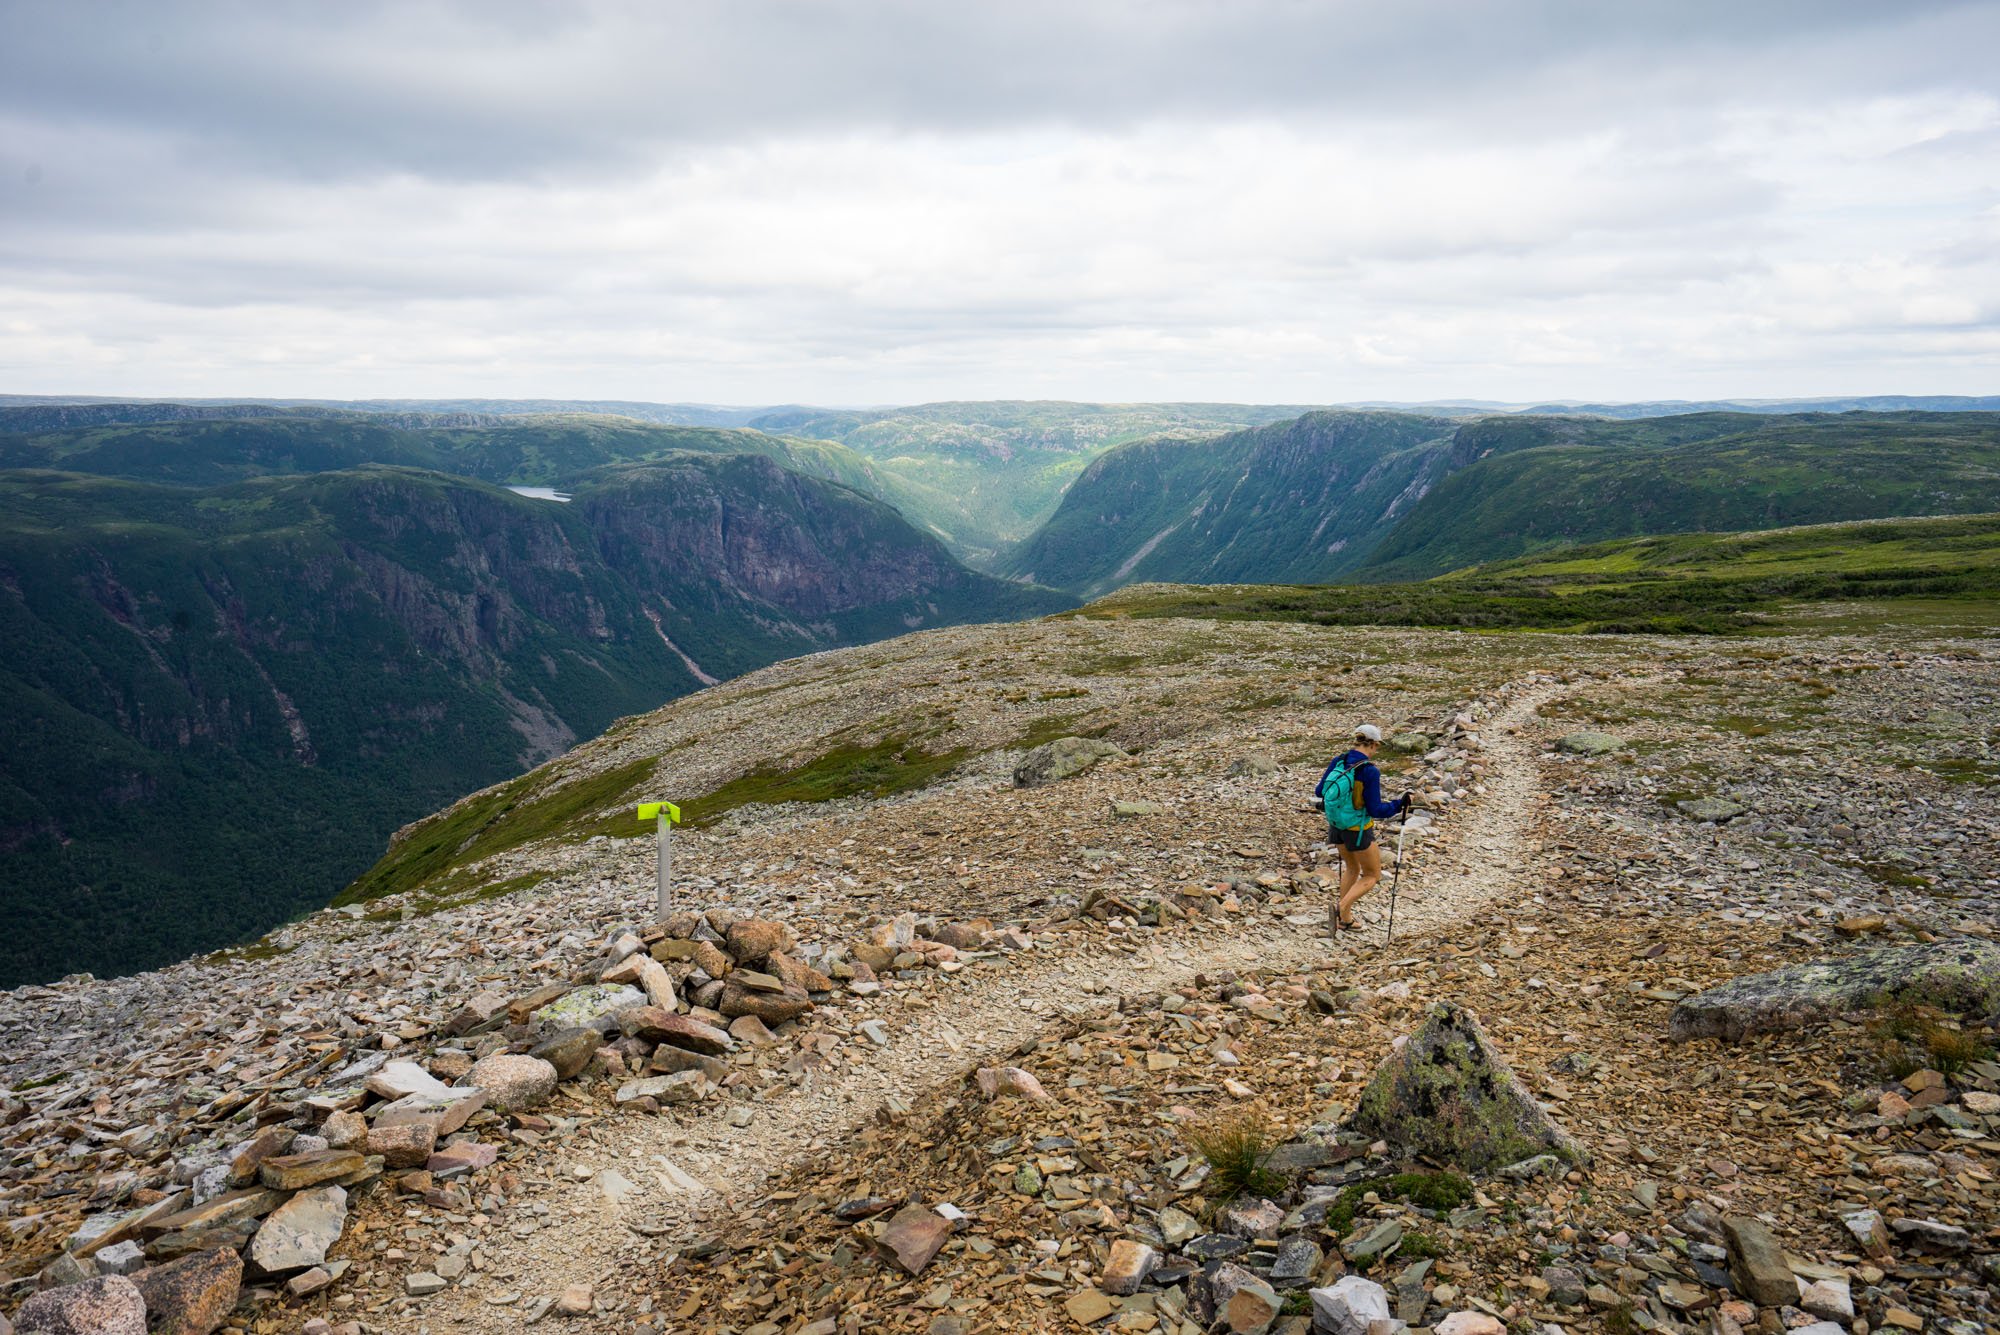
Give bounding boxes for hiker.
[1314,723,1412,930]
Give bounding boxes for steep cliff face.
[1002,411,1460,595]
[0,459,1069,985]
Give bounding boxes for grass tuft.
[1868,1003,1994,1081]
[1926,1024,1994,1079]
[1186,1113,1286,1201]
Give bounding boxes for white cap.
[1354,723,1383,743]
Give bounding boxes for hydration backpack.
[1314,756,1370,830]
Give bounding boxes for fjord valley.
[0,421,1069,987]
[0,399,1307,572]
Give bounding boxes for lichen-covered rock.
[1012,736,1124,788]
[529,984,645,1036]
[15,1274,147,1334]
[131,1247,242,1335]
[1349,1001,1586,1172]
[245,1185,346,1274]
[1668,939,2000,1043]
[1556,732,1622,756]
[1677,796,1746,822]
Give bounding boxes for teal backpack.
[1314,756,1370,830]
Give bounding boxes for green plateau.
[1077,512,2000,635]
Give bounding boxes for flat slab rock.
[1668,939,2000,1043]
[1349,1000,1586,1172]
[1013,736,1124,788]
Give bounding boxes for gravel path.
[413,677,1568,1332]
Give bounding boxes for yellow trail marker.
[638,802,683,918]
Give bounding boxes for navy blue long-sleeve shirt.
[1324,749,1408,821]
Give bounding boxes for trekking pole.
[1384,819,1408,945]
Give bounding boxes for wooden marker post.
[637,801,683,920]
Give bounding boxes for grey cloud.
[1,1,1996,400]
[4,1,1994,186]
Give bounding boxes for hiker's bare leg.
[1332,846,1360,928]
[1338,842,1382,924]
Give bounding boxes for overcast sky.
[3,1,1997,404]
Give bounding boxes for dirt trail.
[419,679,1566,1331]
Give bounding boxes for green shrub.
[1397,1230,1446,1260]
[1324,1181,1372,1237]
[1386,1171,1473,1211]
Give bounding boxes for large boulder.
[1349,1001,1585,1172]
[1013,736,1124,788]
[131,1247,242,1335]
[640,1012,734,1056]
[724,919,796,966]
[15,1275,147,1335]
[1668,940,2000,1043]
[529,1027,604,1081]
[719,978,813,1025]
[529,984,645,1037]
[460,1054,559,1112]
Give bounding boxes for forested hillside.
[1015,410,2000,593]
[0,457,1067,985]
[1357,411,2000,579]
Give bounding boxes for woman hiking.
[1315,723,1411,931]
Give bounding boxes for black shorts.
[1329,825,1376,852]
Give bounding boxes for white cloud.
[0,2,1996,401]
